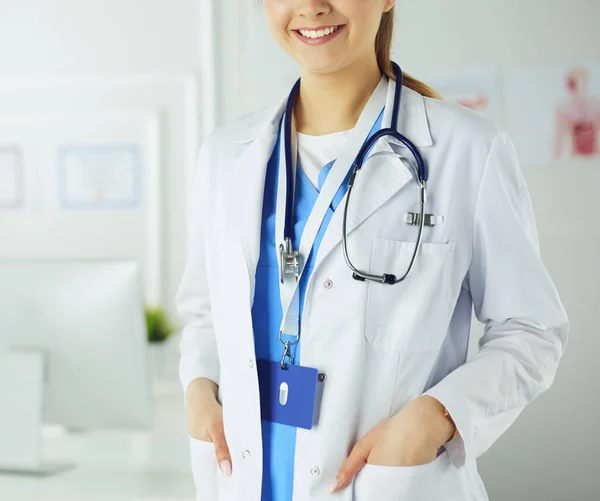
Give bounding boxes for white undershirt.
[296,128,354,189]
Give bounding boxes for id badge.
[257,359,320,430]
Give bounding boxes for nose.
[296,0,331,21]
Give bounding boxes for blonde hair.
[376,7,440,99]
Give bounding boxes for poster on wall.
[0,145,25,210]
[506,62,600,168]
[57,144,142,210]
[419,70,503,123]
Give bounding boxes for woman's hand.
[331,395,456,493]
[186,377,232,476]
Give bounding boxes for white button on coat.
[177,79,568,501]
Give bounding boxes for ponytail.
[376,8,441,99]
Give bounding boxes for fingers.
[210,422,232,476]
[331,440,370,492]
[186,387,231,476]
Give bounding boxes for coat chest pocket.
[365,238,454,351]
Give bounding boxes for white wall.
[0,0,202,320]
[216,1,599,500]
[0,0,200,74]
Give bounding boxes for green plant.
[145,305,176,343]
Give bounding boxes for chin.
[298,56,346,76]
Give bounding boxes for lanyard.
[275,76,389,357]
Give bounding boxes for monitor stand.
[0,348,76,476]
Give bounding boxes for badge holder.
[257,336,326,431]
[257,242,324,430]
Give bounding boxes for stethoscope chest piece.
[279,238,300,283]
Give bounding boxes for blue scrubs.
[251,110,384,501]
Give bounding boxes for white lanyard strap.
[276,76,389,339]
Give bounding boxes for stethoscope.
[279,61,428,287]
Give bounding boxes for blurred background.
[0,0,598,500]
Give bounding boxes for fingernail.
[219,460,232,476]
[330,480,339,493]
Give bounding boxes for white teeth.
[299,26,338,39]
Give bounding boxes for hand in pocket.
[186,377,232,476]
[332,395,456,492]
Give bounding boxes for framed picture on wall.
[0,145,25,210]
[57,144,142,211]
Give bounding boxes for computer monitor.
[0,259,153,474]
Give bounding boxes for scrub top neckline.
[296,127,354,144]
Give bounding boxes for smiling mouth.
[295,25,343,40]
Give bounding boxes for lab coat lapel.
[226,100,286,303]
[314,82,434,271]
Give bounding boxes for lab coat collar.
[382,78,433,148]
[232,96,287,145]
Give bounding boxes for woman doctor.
[177,1,569,500]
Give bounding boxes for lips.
[297,25,341,39]
[292,24,346,46]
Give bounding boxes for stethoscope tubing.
[282,62,428,285]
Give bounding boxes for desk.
[0,382,196,501]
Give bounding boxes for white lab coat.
[177,79,569,501]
